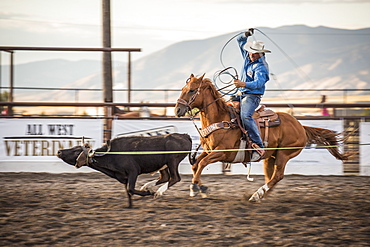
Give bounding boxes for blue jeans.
[240,94,264,148]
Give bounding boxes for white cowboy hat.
[244,40,271,53]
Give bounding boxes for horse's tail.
[303,126,350,161]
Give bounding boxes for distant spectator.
[1,106,8,115]
[321,95,330,116]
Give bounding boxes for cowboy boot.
[251,143,265,162]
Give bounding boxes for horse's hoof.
[199,185,209,198]
[249,185,268,202]
[248,192,260,202]
[190,183,200,197]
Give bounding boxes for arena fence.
[0,102,369,176]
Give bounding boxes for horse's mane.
[201,78,229,113]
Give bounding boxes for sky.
[0,0,370,64]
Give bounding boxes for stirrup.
[250,143,265,161]
[251,151,262,162]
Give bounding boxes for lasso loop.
[213,67,239,95]
[213,31,244,97]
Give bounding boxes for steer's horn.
[81,136,85,145]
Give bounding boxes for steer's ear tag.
[75,152,87,168]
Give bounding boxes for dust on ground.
[1,173,369,246]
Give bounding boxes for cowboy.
[233,28,271,161]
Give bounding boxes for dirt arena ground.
[1,172,369,246]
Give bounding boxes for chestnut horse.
[175,74,349,202]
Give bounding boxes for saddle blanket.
[232,139,247,163]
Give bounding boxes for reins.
[176,77,236,118]
[176,78,238,142]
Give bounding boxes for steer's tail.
[303,126,351,161]
[188,143,201,165]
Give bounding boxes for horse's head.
[175,74,206,117]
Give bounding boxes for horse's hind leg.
[263,156,275,183]
[249,149,300,202]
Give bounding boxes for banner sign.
[0,118,345,175]
[0,119,103,172]
[360,122,370,176]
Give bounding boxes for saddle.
[227,103,280,159]
[252,105,280,149]
[253,105,280,128]
[198,103,280,162]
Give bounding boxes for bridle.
[176,77,235,116]
[176,77,240,156]
[176,77,203,112]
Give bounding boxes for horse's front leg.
[190,151,208,197]
[191,151,208,179]
[191,151,226,198]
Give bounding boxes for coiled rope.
[213,31,243,96]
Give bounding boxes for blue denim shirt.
[237,33,269,95]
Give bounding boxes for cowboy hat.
[244,40,271,53]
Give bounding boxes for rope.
[219,31,244,68]
[215,28,315,104]
[213,67,238,95]
[213,31,244,96]
[254,28,314,84]
[94,142,370,155]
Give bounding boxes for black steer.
[57,133,192,208]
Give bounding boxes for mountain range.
[1,25,369,104]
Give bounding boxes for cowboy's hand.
[234,79,246,88]
[245,28,254,37]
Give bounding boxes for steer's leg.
[155,158,182,198]
[124,183,133,208]
[167,159,182,187]
[140,168,170,193]
[116,175,133,208]
[156,167,171,185]
[127,173,153,197]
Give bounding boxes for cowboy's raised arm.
[236,28,254,59]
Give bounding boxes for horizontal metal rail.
[0,102,369,108]
[0,87,180,92]
[1,86,369,93]
[0,102,172,107]
[1,115,369,121]
[0,46,141,52]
